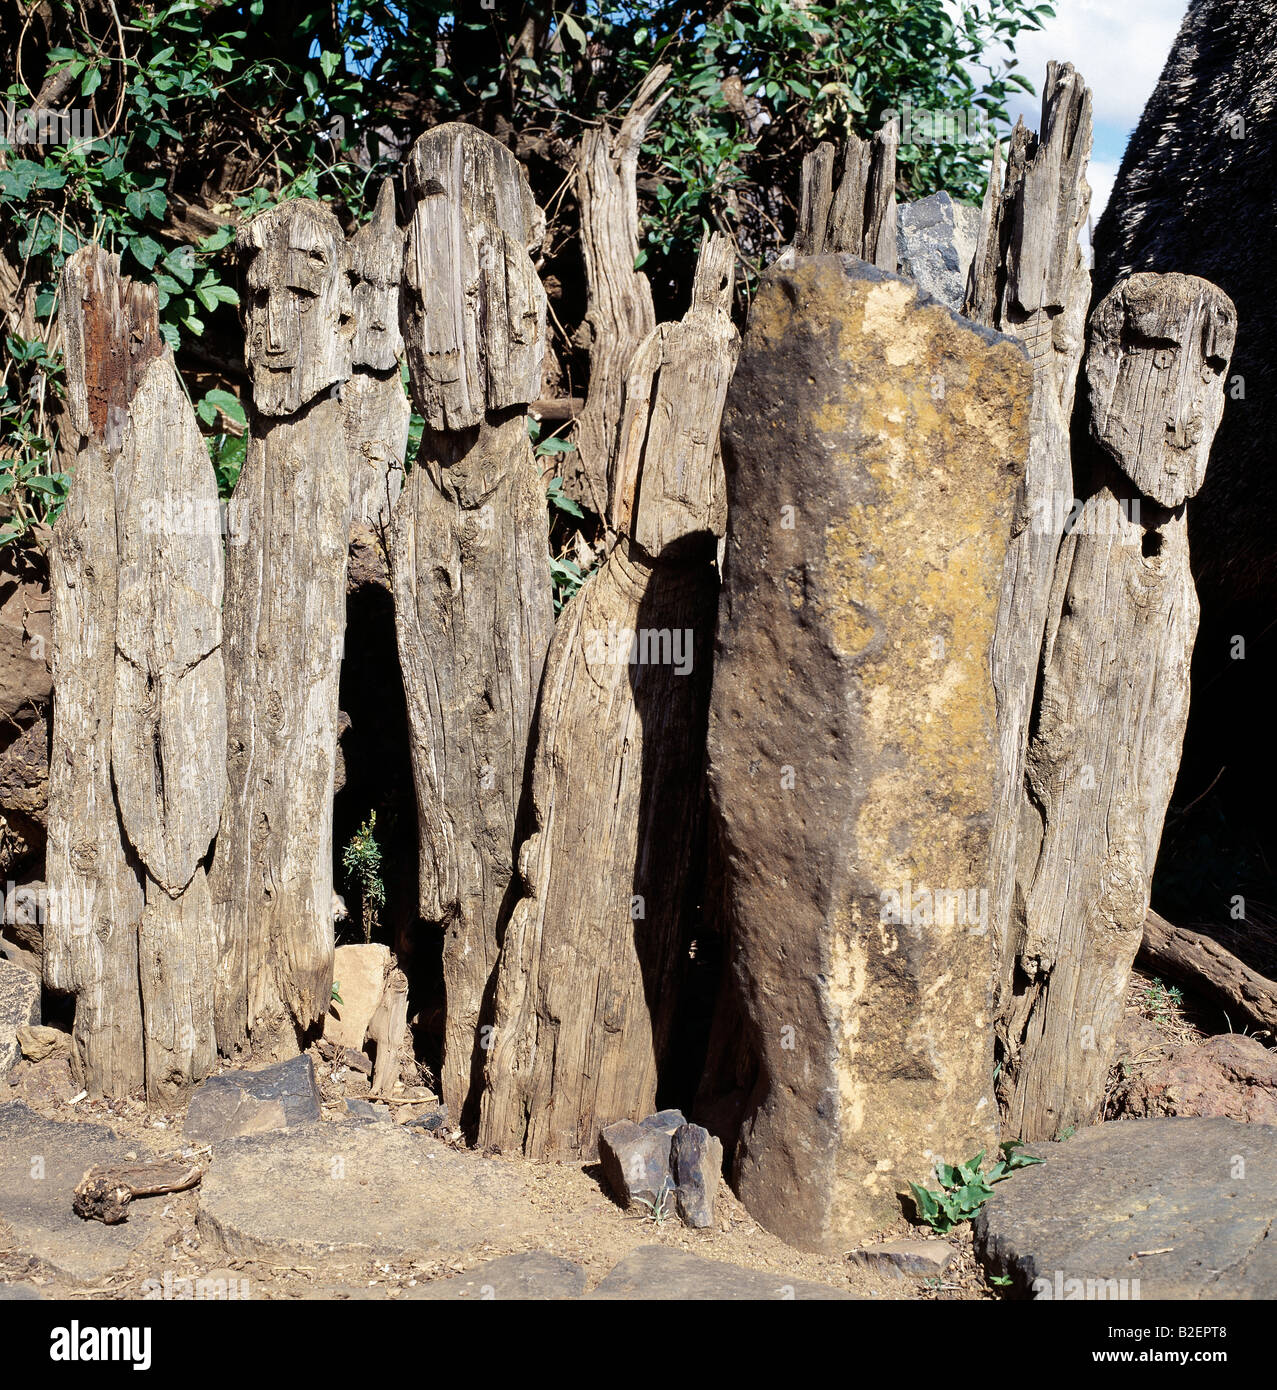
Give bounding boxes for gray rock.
[408,1105,449,1134]
[0,959,39,1079]
[340,1097,387,1122]
[598,1119,675,1213]
[848,1239,955,1278]
[197,1122,546,1266]
[0,1282,42,1299]
[586,1246,857,1300]
[0,1102,163,1282]
[640,1108,686,1134]
[404,1251,587,1300]
[184,1055,322,1144]
[976,1118,1277,1298]
[671,1123,722,1228]
[897,191,981,314]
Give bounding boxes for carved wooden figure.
[345,178,409,531]
[211,200,354,1060]
[998,272,1236,1139]
[391,124,554,1124]
[46,244,226,1099]
[478,234,739,1161]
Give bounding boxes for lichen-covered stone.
[706,255,1030,1251]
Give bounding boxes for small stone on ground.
[404,1251,587,1300]
[586,1245,857,1300]
[184,1054,322,1143]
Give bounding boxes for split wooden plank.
[572,64,671,516]
[963,64,1095,1026]
[997,272,1237,1139]
[478,233,738,1161]
[211,200,355,1061]
[791,121,897,265]
[391,124,554,1125]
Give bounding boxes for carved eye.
[1152,347,1176,370]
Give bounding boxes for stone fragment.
[897,191,981,313]
[324,943,392,1051]
[586,1246,857,1301]
[0,960,40,1078]
[598,1119,675,1212]
[976,1118,1277,1298]
[671,1123,722,1229]
[640,1108,687,1135]
[184,1055,322,1144]
[705,255,1029,1251]
[17,1024,67,1064]
[408,1105,449,1134]
[405,1251,587,1301]
[340,1097,387,1122]
[848,1240,955,1278]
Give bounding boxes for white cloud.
[997,0,1189,138]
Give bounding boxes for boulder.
[324,942,391,1051]
[15,1024,66,1064]
[184,1055,322,1144]
[671,1123,722,1229]
[976,1118,1277,1298]
[1109,1032,1277,1124]
[897,191,981,313]
[597,1118,675,1213]
[0,959,39,1078]
[704,255,1029,1251]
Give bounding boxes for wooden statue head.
[401,123,546,431]
[348,179,404,373]
[238,199,352,417]
[1086,271,1236,507]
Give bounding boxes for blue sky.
[995,0,1189,229]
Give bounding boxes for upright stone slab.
[708,256,1029,1251]
[212,201,354,1060]
[998,273,1236,1140]
[391,125,554,1124]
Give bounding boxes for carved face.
[401,124,546,431]
[1086,272,1236,507]
[240,202,351,417]
[348,180,404,373]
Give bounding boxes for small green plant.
[341,812,385,943]
[633,1181,675,1226]
[1139,977,1184,1024]
[909,1140,1043,1233]
[989,1273,1013,1288]
[331,981,344,1007]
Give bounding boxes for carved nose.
[1166,411,1203,449]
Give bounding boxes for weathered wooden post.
[997,272,1236,1139]
[962,64,1094,1016]
[391,124,554,1123]
[571,65,670,516]
[479,234,738,1160]
[212,200,354,1060]
[345,178,409,532]
[46,244,226,1099]
[790,121,898,267]
[705,251,1030,1251]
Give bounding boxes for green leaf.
[201,388,246,427]
[130,235,164,271]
